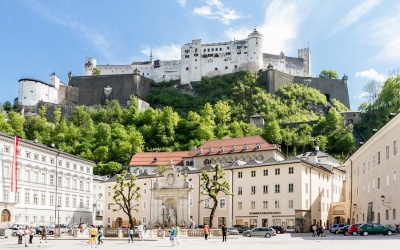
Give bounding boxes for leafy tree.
[95,161,122,176]
[200,164,232,228]
[7,111,25,137]
[92,68,101,75]
[262,120,282,145]
[319,70,339,79]
[113,170,141,227]
[2,101,12,111]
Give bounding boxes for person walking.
[128,226,134,243]
[29,226,34,244]
[17,227,23,244]
[312,224,317,237]
[24,226,30,247]
[203,224,210,240]
[89,225,98,248]
[137,221,144,241]
[169,225,176,246]
[97,227,104,245]
[175,226,180,245]
[41,226,47,243]
[221,224,227,242]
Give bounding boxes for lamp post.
[161,202,166,229]
[57,205,61,227]
[380,195,392,210]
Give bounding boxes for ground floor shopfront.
[234,212,296,231]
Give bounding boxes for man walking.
[97,227,104,245]
[203,224,210,240]
[222,224,227,242]
[175,226,180,245]
[170,225,176,246]
[312,224,317,237]
[41,226,47,243]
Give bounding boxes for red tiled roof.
[188,135,277,157]
[129,151,190,167]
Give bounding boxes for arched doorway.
[1,209,10,222]
[115,217,122,228]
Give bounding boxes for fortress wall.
[96,65,133,75]
[263,54,306,77]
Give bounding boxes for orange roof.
[129,151,190,167]
[188,135,277,157]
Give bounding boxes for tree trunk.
[209,197,218,228]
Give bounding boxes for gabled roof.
[129,151,190,167]
[188,135,277,157]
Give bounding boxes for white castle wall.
[19,75,62,106]
[84,29,309,84]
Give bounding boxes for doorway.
[1,209,10,222]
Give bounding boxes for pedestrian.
[137,221,144,241]
[169,225,176,246]
[41,226,47,243]
[97,227,103,245]
[29,226,34,244]
[221,224,227,242]
[203,224,210,240]
[312,224,317,237]
[128,226,134,243]
[17,227,23,244]
[24,226,30,247]
[89,225,98,248]
[175,226,180,245]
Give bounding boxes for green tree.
[319,70,339,79]
[95,161,122,176]
[113,170,141,227]
[2,101,12,111]
[7,111,25,137]
[200,164,232,228]
[92,68,101,75]
[262,120,282,145]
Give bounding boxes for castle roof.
[129,151,190,167]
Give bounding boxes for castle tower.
[49,72,60,90]
[298,48,311,76]
[246,28,263,72]
[84,57,97,76]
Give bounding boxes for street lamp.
[57,205,61,227]
[380,195,392,210]
[161,202,166,229]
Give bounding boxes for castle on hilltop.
[84,29,311,84]
[18,29,350,119]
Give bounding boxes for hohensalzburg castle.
[84,29,311,84]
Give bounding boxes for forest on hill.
[0,71,361,175]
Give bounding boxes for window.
[50,175,54,185]
[26,152,31,158]
[238,172,242,178]
[386,173,390,187]
[58,176,62,187]
[50,158,54,164]
[143,201,147,210]
[305,183,309,194]
[274,200,280,209]
[3,189,9,202]
[394,170,397,184]
[80,198,84,208]
[25,191,30,203]
[143,188,147,195]
[33,193,38,204]
[251,186,256,194]
[275,168,280,175]
[393,209,397,220]
[107,217,111,224]
[41,173,46,184]
[378,151,381,165]
[327,189,329,198]
[204,199,210,208]
[251,201,255,209]
[263,185,268,194]
[237,187,242,195]
[251,170,256,177]
[72,179,77,189]
[65,196,70,207]
[263,169,268,176]
[263,201,268,209]
[190,198,193,206]
[377,177,380,189]
[66,162,70,168]
[49,194,54,205]
[41,194,45,205]
[275,184,280,193]
[305,199,309,208]
[34,154,39,160]
[73,197,77,207]
[107,192,111,197]
[289,167,294,174]
[65,177,70,188]
[288,183,294,193]
[25,170,30,182]
[394,140,398,155]
[107,203,111,210]
[289,200,294,209]
[219,198,226,209]
[142,216,147,224]
[58,195,62,206]
[238,202,242,210]
[386,145,390,160]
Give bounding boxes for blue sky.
[1,0,399,111]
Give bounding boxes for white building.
[85,29,311,84]
[0,131,95,228]
[92,175,108,226]
[345,113,400,226]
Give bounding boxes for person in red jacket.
[203,224,210,240]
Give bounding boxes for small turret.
[84,57,97,76]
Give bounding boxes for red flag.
[11,136,18,192]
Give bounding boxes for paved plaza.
[1,233,400,250]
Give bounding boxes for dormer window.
[231,146,236,152]
[198,149,203,154]
[244,144,248,150]
[255,143,261,149]
[153,157,158,163]
[209,148,213,153]
[220,147,225,153]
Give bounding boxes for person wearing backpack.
[97,227,104,244]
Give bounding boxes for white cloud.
[355,69,386,82]
[141,44,181,61]
[193,0,242,24]
[177,0,187,7]
[258,0,308,54]
[366,4,400,62]
[331,0,382,35]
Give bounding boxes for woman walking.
[97,227,103,245]
[128,227,134,243]
[203,224,210,240]
[24,226,30,247]
[41,226,47,243]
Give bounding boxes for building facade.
[0,131,95,228]
[104,136,345,232]
[345,114,400,226]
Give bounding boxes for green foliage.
[2,101,12,111]
[113,170,141,227]
[94,161,122,176]
[153,165,168,174]
[319,69,339,79]
[92,68,101,75]
[200,164,232,228]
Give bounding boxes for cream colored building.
[345,114,400,226]
[104,136,345,232]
